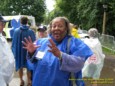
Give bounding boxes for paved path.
[9,69,28,86]
[9,55,115,86]
[7,41,27,86]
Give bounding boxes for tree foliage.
[55,0,80,24]
[0,0,46,23]
[51,0,115,36]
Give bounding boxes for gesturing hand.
[22,36,40,54]
[48,39,61,58]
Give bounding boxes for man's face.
[38,31,47,38]
[0,21,5,32]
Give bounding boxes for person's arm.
[60,52,85,73]
[27,50,38,63]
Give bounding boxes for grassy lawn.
[103,47,115,56]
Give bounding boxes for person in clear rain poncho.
[82,28,105,86]
[0,15,15,86]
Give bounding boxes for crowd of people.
[0,15,105,86]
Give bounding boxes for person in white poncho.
[0,15,15,86]
[82,28,105,86]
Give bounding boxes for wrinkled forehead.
[52,18,65,25]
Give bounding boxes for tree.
[55,0,80,24]
[0,0,46,23]
[52,0,115,36]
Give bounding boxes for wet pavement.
[8,41,28,86]
[9,69,28,86]
[84,54,115,86]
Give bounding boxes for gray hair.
[48,17,71,35]
[88,28,98,38]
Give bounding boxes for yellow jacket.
[71,28,80,38]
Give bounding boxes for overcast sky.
[45,0,55,12]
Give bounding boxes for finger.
[23,46,27,49]
[22,41,27,46]
[49,39,56,47]
[28,36,33,43]
[24,37,29,44]
[48,49,57,55]
[35,45,41,48]
[48,49,53,53]
[48,45,57,52]
[48,44,52,49]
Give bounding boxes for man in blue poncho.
[12,16,36,86]
[22,17,93,86]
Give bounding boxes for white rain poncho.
[82,38,105,79]
[0,34,15,86]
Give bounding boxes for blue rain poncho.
[29,35,93,86]
[12,25,36,71]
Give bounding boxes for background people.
[70,23,80,38]
[22,17,93,86]
[37,25,47,38]
[82,28,105,86]
[0,15,15,86]
[12,16,36,86]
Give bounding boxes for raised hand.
[48,39,61,58]
[22,36,40,54]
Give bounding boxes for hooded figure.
[82,28,105,86]
[12,16,36,86]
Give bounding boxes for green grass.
[102,47,115,55]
